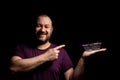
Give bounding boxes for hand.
[82,48,107,58]
[45,44,65,61]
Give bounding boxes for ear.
[51,26,53,32]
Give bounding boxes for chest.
[24,49,63,72]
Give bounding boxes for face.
[35,16,53,43]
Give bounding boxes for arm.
[10,53,49,72]
[64,48,107,80]
[64,58,84,80]
[10,44,65,73]
[73,57,85,80]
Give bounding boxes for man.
[10,14,106,80]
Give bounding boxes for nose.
[41,26,46,32]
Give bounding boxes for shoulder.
[48,43,58,49]
[15,43,32,50]
[50,43,66,50]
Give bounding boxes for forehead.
[37,16,52,24]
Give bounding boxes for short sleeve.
[61,49,73,73]
[14,44,26,58]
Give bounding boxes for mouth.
[36,32,47,36]
[39,34,46,37]
[40,32,47,35]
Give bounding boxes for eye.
[45,26,49,28]
[36,24,42,27]
[45,25,51,28]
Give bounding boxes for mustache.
[36,31,48,35]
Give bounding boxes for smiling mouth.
[39,34,46,37]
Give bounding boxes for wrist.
[40,53,49,62]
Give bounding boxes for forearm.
[73,57,85,80]
[10,53,49,72]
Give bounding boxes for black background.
[0,1,117,80]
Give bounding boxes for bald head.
[37,14,53,26]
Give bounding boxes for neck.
[37,41,51,50]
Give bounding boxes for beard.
[38,35,50,44]
[36,31,51,44]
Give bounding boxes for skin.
[10,15,107,80]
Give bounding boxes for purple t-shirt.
[13,43,73,80]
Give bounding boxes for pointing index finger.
[54,44,65,50]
